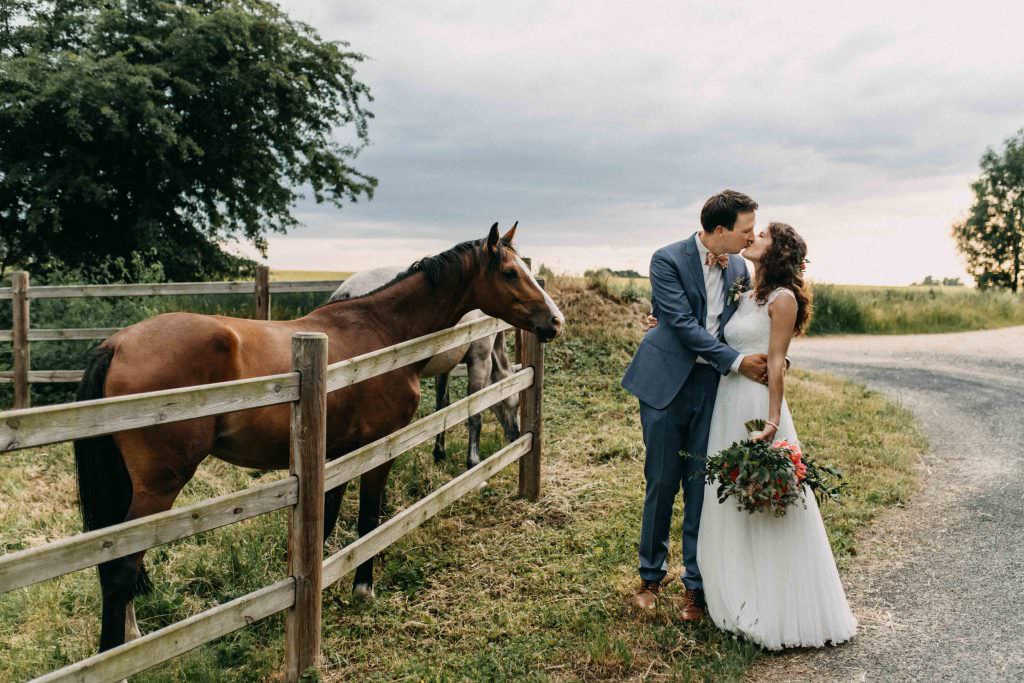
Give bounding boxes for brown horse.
[73,223,563,653]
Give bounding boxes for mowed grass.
[0,278,925,682]
[578,272,1024,336]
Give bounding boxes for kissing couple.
[621,190,857,649]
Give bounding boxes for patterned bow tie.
[705,251,729,269]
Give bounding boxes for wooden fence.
[0,266,341,408]
[0,315,545,682]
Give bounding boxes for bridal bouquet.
[701,420,846,517]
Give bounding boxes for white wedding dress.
[696,287,857,650]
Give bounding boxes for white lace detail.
[766,287,796,306]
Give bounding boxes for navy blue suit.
[622,233,746,588]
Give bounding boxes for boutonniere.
[727,274,751,304]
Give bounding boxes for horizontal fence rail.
[0,279,340,300]
[0,361,500,385]
[326,316,512,392]
[0,477,298,594]
[0,372,300,452]
[32,578,297,683]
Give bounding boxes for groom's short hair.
[701,190,759,232]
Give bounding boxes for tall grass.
[807,284,1024,335]
[0,277,926,682]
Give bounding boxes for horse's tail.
[73,344,152,596]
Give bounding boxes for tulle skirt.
[696,373,857,650]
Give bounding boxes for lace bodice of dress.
[723,287,794,356]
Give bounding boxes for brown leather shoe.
[630,579,662,610]
[680,588,706,621]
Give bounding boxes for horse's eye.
[503,269,518,280]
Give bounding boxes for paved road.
[749,326,1024,683]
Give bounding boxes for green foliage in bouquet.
[685,419,846,517]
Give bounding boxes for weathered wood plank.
[323,367,533,492]
[0,280,341,301]
[518,331,544,500]
[0,370,85,383]
[326,316,513,393]
[254,266,271,321]
[267,280,342,293]
[0,327,121,342]
[18,281,261,299]
[0,477,297,593]
[284,334,327,681]
[0,372,300,453]
[12,272,29,409]
[322,434,531,589]
[30,578,295,683]
[0,362,516,378]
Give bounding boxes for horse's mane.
[319,236,516,307]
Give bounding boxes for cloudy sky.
[253,0,1024,285]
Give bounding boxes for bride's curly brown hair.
[754,222,813,335]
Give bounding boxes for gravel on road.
[747,326,1024,683]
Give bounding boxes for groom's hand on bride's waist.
[739,354,769,385]
[641,316,771,384]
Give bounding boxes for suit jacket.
[621,233,747,410]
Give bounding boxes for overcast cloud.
[253,0,1024,284]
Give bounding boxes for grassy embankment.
[0,277,925,681]
[587,272,1024,335]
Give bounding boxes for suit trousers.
[637,363,719,589]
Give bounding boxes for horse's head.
[473,222,564,342]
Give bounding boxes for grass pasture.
[0,277,926,681]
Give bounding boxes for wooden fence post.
[12,271,30,409]
[284,332,327,682]
[254,265,271,321]
[518,327,543,501]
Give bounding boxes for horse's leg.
[488,333,521,443]
[97,486,182,651]
[465,341,493,469]
[95,427,205,652]
[432,373,451,463]
[352,462,394,600]
[323,479,348,543]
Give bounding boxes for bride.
[696,222,857,650]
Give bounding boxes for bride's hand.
[752,421,778,442]
[643,314,658,331]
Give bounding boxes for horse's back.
[103,312,249,397]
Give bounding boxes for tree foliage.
[953,129,1024,292]
[0,0,376,281]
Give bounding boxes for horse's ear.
[486,222,500,253]
[502,221,517,245]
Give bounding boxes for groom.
[622,189,768,620]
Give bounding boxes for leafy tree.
[953,129,1024,292]
[0,0,375,281]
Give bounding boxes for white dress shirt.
[694,235,744,373]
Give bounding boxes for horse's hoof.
[352,583,375,602]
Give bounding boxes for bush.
[584,268,614,299]
[807,284,866,335]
